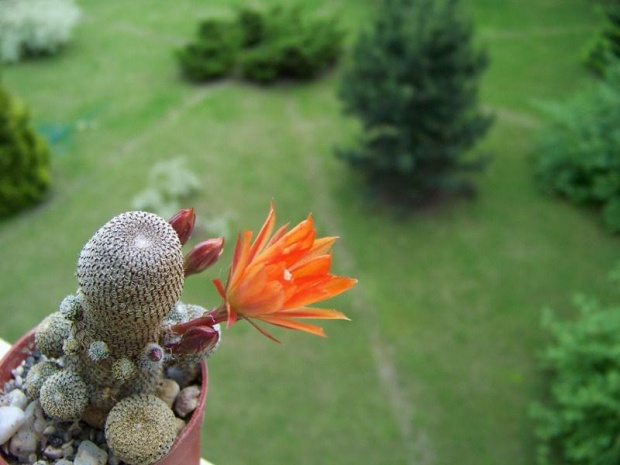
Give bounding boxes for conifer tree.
[0,81,51,217]
[337,0,492,202]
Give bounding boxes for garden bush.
[238,5,343,84]
[177,5,343,84]
[586,1,620,75]
[336,0,492,203]
[0,82,51,217]
[0,0,81,63]
[534,64,620,232]
[176,18,242,81]
[531,296,620,464]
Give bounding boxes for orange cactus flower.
[212,204,357,341]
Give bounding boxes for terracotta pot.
[0,329,208,465]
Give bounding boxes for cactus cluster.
[13,204,356,465]
[26,210,222,465]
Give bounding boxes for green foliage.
[586,2,620,75]
[531,296,620,465]
[238,5,344,84]
[176,18,242,81]
[337,0,492,202]
[0,82,51,217]
[177,5,344,84]
[534,65,620,232]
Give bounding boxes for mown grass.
[0,1,617,464]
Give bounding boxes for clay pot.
[0,329,208,465]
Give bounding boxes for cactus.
[24,361,60,399]
[20,205,355,465]
[105,394,178,465]
[27,209,223,461]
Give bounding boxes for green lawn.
[0,1,617,464]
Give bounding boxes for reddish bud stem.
[184,237,225,277]
[169,208,196,246]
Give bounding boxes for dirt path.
[287,103,436,465]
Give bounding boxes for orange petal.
[230,230,254,289]
[249,205,276,261]
[245,318,281,343]
[291,255,331,278]
[285,276,358,308]
[277,307,350,320]
[257,316,327,337]
[213,278,226,299]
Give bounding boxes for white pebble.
[6,389,28,410]
[9,401,38,459]
[43,444,64,459]
[155,379,180,408]
[0,406,26,445]
[74,440,108,465]
[174,385,201,418]
[43,425,56,436]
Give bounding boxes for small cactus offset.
[20,205,357,465]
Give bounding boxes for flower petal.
[257,316,327,337]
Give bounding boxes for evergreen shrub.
[534,65,620,232]
[176,18,242,81]
[177,5,343,84]
[531,296,620,465]
[337,0,491,202]
[0,83,51,217]
[586,1,620,75]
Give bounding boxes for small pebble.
[174,417,186,435]
[14,375,23,388]
[6,389,28,410]
[74,440,108,465]
[43,425,56,436]
[174,385,201,418]
[12,365,24,377]
[0,406,26,445]
[33,461,50,465]
[9,425,37,460]
[155,379,180,408]
[56,460,74,465]
[43,444,64,460]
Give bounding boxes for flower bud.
[165,326,220,356]
[169,208,196,246]
[184,237,225,277]
[145,343,164,362]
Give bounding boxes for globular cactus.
[35,312,70,358]
[39,370,89,421]
[29,209,223,463]
[24,361,60,399]
[105,394,178,465]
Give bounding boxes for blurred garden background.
[2,0,620,464]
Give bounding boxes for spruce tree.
[337,0,492,203]
[0,81,51,217]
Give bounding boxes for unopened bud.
[165,326,220,356]
[169,208,196,246]
[184,237,225,277]
[145,343,164,362]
